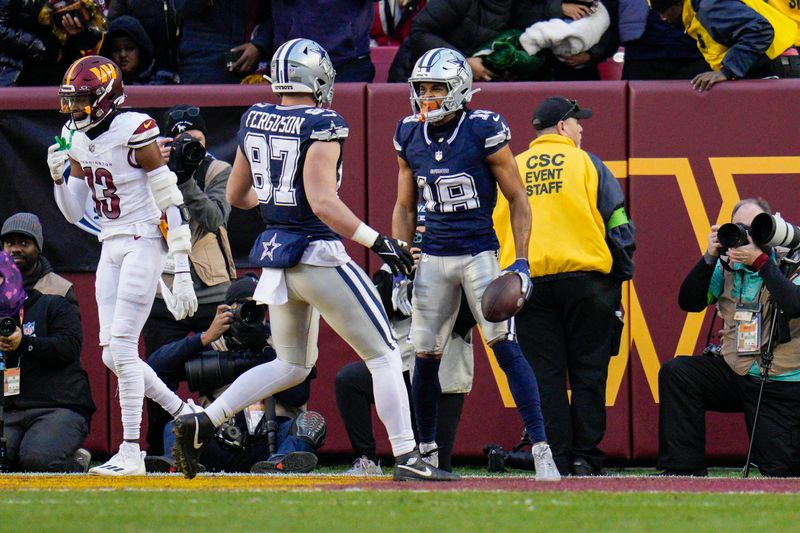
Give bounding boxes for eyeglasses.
[168,106,200,122]
[556,99,580,124]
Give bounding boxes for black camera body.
[168,133,206,183]
[718,222,750,250]
[214,420,244,450]
[0,317,16,337]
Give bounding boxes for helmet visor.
[59,94,91,117]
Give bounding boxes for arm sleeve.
[53,176,90,224]
[697,0,773,79]
[590,153,635,281]
[760,260,800,318]
[678,256,717,312]
[250,3,273,55]
[408,0,467,57]
[22,297,82,368]
[179,162,231,233]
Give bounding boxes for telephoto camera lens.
[232,300,267,327]
[717,222,750,249]
[751,213,800,249]
[0,317,16,337]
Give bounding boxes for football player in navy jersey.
[391,48,561,481]
[172,39,458,482]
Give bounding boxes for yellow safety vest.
[682,0,797,70]
[494,134,612,277]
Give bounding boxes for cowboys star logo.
[260,233,282,261]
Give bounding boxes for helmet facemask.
[59,56,126,131]
[408,48,477,123]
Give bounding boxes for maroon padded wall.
[628,80,800,461]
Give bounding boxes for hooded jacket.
[100,15,165,85]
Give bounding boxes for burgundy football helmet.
[59,55,126,130]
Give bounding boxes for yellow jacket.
[495,134,635,280]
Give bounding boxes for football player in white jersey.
[48,55,200,475]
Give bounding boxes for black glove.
[371,235,414,276]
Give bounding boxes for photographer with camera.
[147,275,323,473]
[0,251,95,472]
[142,104,236,455]
[659,198,800,477]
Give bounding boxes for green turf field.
[3,490,800,533]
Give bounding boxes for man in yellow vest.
[500,96,635,476]
[652,0,800,91]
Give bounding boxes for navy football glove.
[371,235,414,276]
[503,258,532,301]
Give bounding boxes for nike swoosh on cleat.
[192,417,203,449]
[397,464,433,477]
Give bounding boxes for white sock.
[205,358,310,427]
[120,441,140,455]
[365,350,416,457]
[102,347,184,417]
[109,337,145,441]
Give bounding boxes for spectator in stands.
[147,275,324,474]
[268,0,378,82]
[518,0,621,81]
[0,0,106,86]
[107,0,180,79]
[0,251,95,473]
[141,104,235,455]
[617,0,707,80]
[175,0,270,84]
[1,212,78,307]
[99,15,175,84]
[371,0,426,46]
[335,216,474,474]
[659,198,800,477]
[652,0,800,91]
[389,0,543,82]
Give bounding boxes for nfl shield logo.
[435,150,443,162]
[22,321,35,336]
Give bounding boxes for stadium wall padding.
[3,80,800,462]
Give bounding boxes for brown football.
[481,273,526,323]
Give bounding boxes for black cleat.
[393,450,461,482]
[251,451,318,474]
[172,411,215,479]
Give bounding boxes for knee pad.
[290,411,327,449]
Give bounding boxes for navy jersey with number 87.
[237,103,349,240]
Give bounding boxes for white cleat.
[344,456,383,476]
[89,445,146,476]
[532,442,561,482]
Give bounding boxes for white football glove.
[171,272,198,320]
[391,278,413,316]
[47,143,69,182]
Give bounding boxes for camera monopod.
[0,349,7,472]
[742,302,781,478]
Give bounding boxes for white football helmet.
[408,48,477,122]
[270,38,336,105]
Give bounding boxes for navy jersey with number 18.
[394,109,511,256]
[237,103,349,240]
